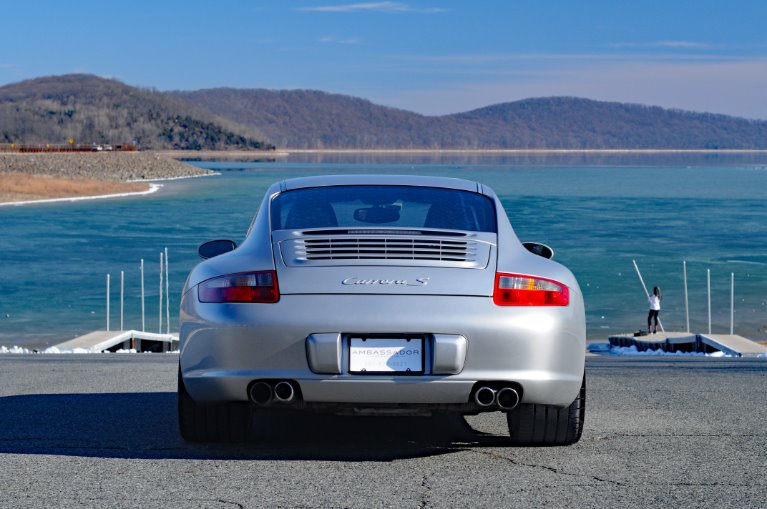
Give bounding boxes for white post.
[159,251,164,334]
[632,259,650,296]
[683,260,690,333]
[106,273,111,332]
[165,247,170,335]
[730,272,734,335]
[140,259,145,332]
[120,270,124,331]
[707,269,712,334]
[633,259,664,333]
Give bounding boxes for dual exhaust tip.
[249,380,297,406]
[250,380,518,409]
[473,385,520,410]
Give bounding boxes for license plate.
[349,337,423,374]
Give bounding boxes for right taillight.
[198,271,279,303]
[493,273,569,306]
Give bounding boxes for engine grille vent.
[300,238,477,262]
[279,234,493,268]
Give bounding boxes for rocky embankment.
[0,151,213,181]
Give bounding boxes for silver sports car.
[179,175,586,445]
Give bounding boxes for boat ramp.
[51,330,178,353]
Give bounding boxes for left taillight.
[493,273,569,306]
[198,271,279,303]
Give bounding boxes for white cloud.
[319,35,362,45]
[403,51,741,65]
[651,40,712,49]
[613,40,716,50]
[299,2,445,13]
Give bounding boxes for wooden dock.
[51,330,178,353]
[608,331,767,357]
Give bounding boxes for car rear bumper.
[180,293,585,408]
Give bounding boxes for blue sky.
[2,1,767,118]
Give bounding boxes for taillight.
[493,273,569,306]
[198,271,279,303]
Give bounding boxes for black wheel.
[178,367,252,442]
[506,374,585,446]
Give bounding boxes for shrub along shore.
[0,151,214,203]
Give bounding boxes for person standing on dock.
[648,286,661,334]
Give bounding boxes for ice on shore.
[0,345,178,354]
[42,346,91,354]
[0,346,32,354]
[588,343,735,357]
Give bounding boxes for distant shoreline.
[280,148,767,154]
[0,151,212,205]
[0,183,162,208]
[159,148,767,158]
[155,149,289,161]
[4,147,767,206]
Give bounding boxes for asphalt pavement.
[0,354,765,508]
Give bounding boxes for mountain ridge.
[0,74,272,150]
[3,74,766,150]
[173,88,767,149]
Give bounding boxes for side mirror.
[198,239,237,259]
[522,242,554,260]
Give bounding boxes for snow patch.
[0,345,32,354]
[588,343,736,357]
[1,345,178,354]
[42,346,90,354]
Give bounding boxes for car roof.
[280,174,485,194]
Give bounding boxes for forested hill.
[176,89,767,149]
[0,75,272,150]
[3,74,767,150]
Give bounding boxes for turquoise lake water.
[1,153,766,348]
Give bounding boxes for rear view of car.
[178,175,586,445]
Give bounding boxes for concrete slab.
[702,334,767,356]
[52,330,178,353]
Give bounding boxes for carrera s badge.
[342,277,429,287]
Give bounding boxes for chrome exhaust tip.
[474,386,496,407]
[274,381,296,403]
[249,381,273,406]
[496,387,520,410]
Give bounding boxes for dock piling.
[165,247,170,337]
[140,259,145,332]
[707,269,712,334]
[683,260,690,333]
[159,251,164,334]
[100,252,172,339]
[106,274,111,332]
[120,270,124,331]
[730,273,735,335]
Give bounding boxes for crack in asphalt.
[214,499,245,508]
[471,449,624,486]
[470,450,764,488]
[416,473,432,508]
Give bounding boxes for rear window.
[271,185,497,232]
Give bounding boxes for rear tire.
[506,374,585,446]
[178,367,252,442]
